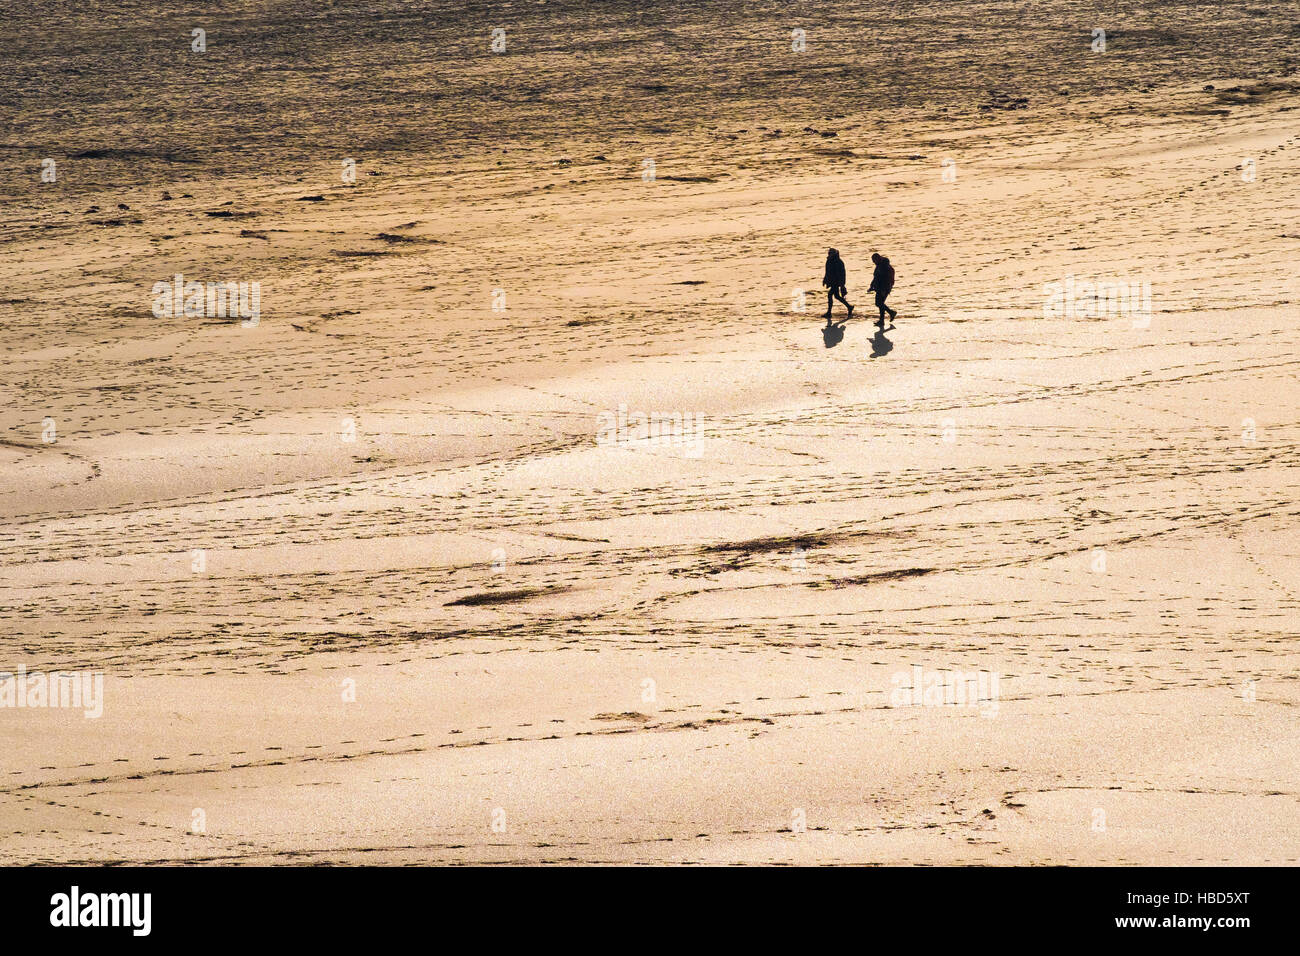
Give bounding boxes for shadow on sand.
[822,319,846,348]
[870,325,895,358]
[821,319,895,355]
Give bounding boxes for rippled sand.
[0,1,1297,864]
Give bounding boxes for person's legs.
[875,291,888,323]
[878,290,899,323]
[827,288,853,317]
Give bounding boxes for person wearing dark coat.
[821,248,853,320]
[868,252,898,326]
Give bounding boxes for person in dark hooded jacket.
[867,252,897,326]
[821,248,853,320]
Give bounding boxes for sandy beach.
[0,1,1297,864]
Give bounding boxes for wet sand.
[0,1,1297,864]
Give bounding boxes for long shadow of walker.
[870,326,894,358]
[821,319,895,355]
[822,320,846,348]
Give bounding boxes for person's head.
[871,252,882,264]
[827,247,839,258]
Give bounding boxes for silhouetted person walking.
[822,248,853,320]
[868,252,897,326]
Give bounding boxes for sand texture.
[0,1,1297,864]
